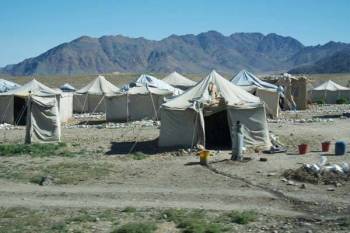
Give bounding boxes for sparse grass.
[122,206,137,213]
[336,97,349,104]
[132,152,147,160]
[161,209,228,233]
[0,142,76,157]
[67,210,98,223]
[226,210,257,225]
[0,161,114,185]
[112,222,157,233]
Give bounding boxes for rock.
[287,180,295,186]
[39,175,54,186]
[327,187,335,191]
[281,178,288,182]
[267,172,276,177]
[300,183,306,189]
[335,182,342,187]
[260,157,268,162]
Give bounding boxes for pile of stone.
[268,118,335,124]
[0,123,22,130]
[73,113,105,120]
[283,157,350,185]
[64,120,160,129]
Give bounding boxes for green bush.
[315,99,326,105]
[121,207,137,213]
[161,209,227,233]
[132,152,147,160]
[336,97,349,104]
[227,211,257,225]
[113,222,157,233]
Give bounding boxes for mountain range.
[1,31,350,76]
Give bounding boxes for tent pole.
[148,90,158,121]
[190,110,199,154]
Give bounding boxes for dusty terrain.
[0,104,350,232]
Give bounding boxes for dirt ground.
[0,104,350,232]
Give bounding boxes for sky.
[1,0,349,67]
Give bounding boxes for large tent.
[159,70,271,150]
[0,79,72,125]
[162,72,196,90]
[73,75,120,113]
[105,86,172,122]
[0,79,20,93]
[309,80,350,104]
[231,70,280,118]
[25,94,61,143]
[133,74,183,95]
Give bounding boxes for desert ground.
[0,74,350,233]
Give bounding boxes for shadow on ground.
[106,139,180,155]
[77,120,106,125]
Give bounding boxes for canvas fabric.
[25,95,61,143]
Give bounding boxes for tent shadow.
[106,139,177,155]
[77,120,106,125]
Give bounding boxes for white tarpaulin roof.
[162,72,196,87]
[135,74,183,95]
[231,70,277,90]
[312,80,350,91]
[0,79,20,93]
[163,70,261,110]
[1,79,60,97]
[125,86,172,95]
[76,75,120,95]
[60,83,76,92]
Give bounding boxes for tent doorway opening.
[204,109,231,149]
[14,96,27,125]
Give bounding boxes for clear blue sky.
[1,0,349,67]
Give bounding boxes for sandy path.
[0,180,302,217]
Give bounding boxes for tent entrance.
[204,109,231,149]
[14,96,27,125]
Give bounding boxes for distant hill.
[289,49,350,74]
[1,31,350,76]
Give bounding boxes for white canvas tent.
[0,79,72,125]
[25,94,61,143]
[0,79,20,93]
[106,86,172,122]
[162,72,196,90]
[309,80,350,104]
[73,75,120,113]
[134,74,183,95]
[159,70,271,150]
[231,70,280,118]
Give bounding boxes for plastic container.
[298,144,308,155]
[321,141,331,152]
[335,141,346,155]
[199,150,210,165]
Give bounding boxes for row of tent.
[0,71,274,151]
[2,71,342,150]
[0,70,295,129]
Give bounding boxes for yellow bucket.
[199,150,210,165]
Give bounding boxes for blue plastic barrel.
[335,141,346,155]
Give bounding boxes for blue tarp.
[0,79,20,93]
[231,70,277,90]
